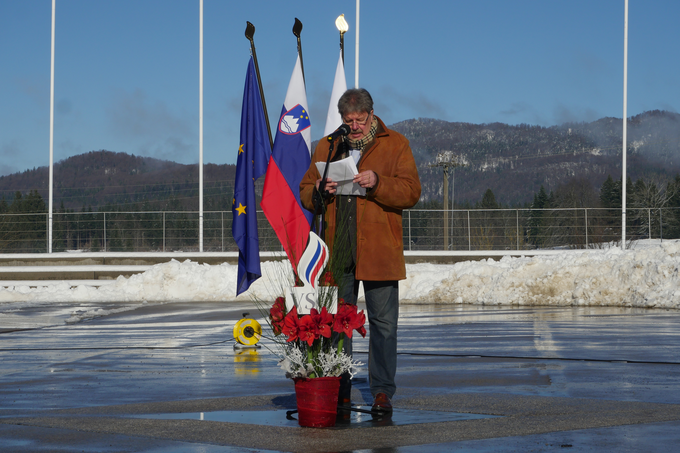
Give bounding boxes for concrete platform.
[2,302,679,451]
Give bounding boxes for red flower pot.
[293,376,341,428]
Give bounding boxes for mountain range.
[1,110,679,210]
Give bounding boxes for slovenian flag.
[261,55,313,268]
[232,56,271,295]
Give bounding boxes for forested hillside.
[1,110,679,210]
[396,110,680,206]
[0,150,235,211]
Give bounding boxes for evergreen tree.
[527,186,550,247]
[600,175,621,209]
[479,189,499,209]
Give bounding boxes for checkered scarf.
[346,117,378,151]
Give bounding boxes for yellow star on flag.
[238,144,244,154]
[235,203,247,216]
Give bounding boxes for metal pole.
[103,212,107,252]
[451,167,455,242]
[467,210,471,251]
[163,211,166,252]
[355,0,360,87]
[585,208,588,248]
[648,208,651,240]
[621,0,628,249]
[48,0,56,253]
[516,209,519,250]
[245,22,273,149]
[293,19,305,81]
[408,210,411,251]
[199,0,204,252]
[339,24,345,64]
[443,165,449,250]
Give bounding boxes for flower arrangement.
[269,293,366,379]
[257,225,364,381]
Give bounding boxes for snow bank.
[2,240,680,309]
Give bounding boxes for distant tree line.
[0,190,239,253]
[3,172,680,252]
[406,172,680,251]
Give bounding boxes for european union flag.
[232,57,271,295]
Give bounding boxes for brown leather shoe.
[371,392,393,413]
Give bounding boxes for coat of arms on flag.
[279,104,310,135]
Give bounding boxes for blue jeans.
[339,271,399,399]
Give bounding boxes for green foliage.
[0,190,47,252]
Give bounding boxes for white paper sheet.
[316,156,366,196]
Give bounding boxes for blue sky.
[1,0,678,177]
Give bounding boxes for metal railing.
[0,207,677,253]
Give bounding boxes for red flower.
[270,297,286,335]
[310,307,334,338]
[297,314,320,347]
[333,303,366,338]
[322,271,336,286]
[281,306,300,342]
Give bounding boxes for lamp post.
[431,151,469,250]
[335,14,348,63]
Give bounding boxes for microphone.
[326,123,351,141]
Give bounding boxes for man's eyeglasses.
[343,112,372,128]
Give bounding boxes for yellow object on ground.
[233,318,262,346]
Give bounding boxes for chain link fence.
[0,207,677,253]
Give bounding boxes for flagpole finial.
[335,14,348,63]
[245,21,255,42]
[335,14,349,34]
[293,18,303,38]
[293,18,305,82]
[244,21,273,149]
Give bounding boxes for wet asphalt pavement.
[2,302,680,452]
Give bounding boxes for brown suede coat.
[300,116,421,281]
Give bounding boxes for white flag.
[323,50,348,137]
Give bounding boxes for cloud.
[56,99,73,115]
[106,88,196,162]
[499,102,549,126]
[573,50,609,75]
[377,86,447,122]
[553,104,601,125]
[16,77,48,107]
[0,164,17,177]
[141,136,194,163]
[0,141,21,176]
[658,102,678,114]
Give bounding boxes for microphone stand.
[313,138,339,242]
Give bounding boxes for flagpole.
[48,0,56,253]
[245,22,273,149]
[293,18,305,81]
[355,0,360,88]
[199,0,204,252]
[621,0,628,249]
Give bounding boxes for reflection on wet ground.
[133,406,497,429]
[2,302,680,451]
[3,303,680,410]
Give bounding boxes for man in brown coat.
[300,88,421,412]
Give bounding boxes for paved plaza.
[2,302,680,451]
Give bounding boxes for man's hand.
[353,170,377,190]
[316,178,338,195]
